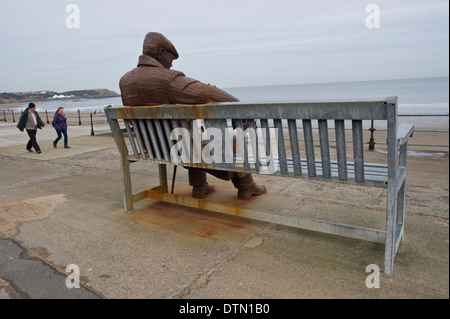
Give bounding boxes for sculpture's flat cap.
[143,32,179,59]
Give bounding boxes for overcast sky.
[0,0,448,93]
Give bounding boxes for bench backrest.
[105,97,399,187]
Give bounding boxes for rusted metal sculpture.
[119,32,266,199]
[120,32,239,106]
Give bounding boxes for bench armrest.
[397,124,414,145]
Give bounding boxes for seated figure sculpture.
[119,32,266,200]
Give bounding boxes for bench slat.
[106,100,389,120]
[335,120,348,180]
[133,119,151,160]
[124,120,140,160]
[138,119,154,160]
[154,120,170,162]
[233,119,248,170]
[191,119,202,164]
[203,119,232,170]
[302,119,316,177]
[274,119,288,174]
[145,120,162,161]
[318,119,331,178]
[247,119,260,172]
[288,119,302,176]
[162,119,174,156]
[352,120,365,182]
[179,120,192,164]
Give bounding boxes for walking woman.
[52,106,70,149]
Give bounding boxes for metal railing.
[367,115,449,149]
[2,108,448,149]
[1,108,109,136]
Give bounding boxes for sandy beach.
[0,101,36,110]
[0,107,448,299]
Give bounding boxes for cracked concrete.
[173,232,268,299]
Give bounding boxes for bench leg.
[109,118,134,213]
[159,164,168,193]
[384,183,398,277]
[397,181,406,243]
[123,161,134,213]
[397,142,408,243]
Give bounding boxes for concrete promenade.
[0,121,448,299]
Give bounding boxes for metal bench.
[105,96,414,277]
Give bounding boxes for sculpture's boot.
[189,168,215,199]
[192,183,215,199]
[231,174,266,200]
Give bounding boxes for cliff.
[0,89,120,103]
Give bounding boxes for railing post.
[90,113,95,136]
[78,109,82,125]
[2,110,6,122]
[368,119,376,150]
[12,110,15,122]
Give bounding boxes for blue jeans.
[54,129,68,146]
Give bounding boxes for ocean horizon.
[8,76,449,117]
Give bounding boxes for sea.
[11,76,449,128]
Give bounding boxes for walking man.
[17,103,45,154]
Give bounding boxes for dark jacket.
[17,107,45,131]
[52,113,68,131]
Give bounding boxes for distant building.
[52,94,74,99]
